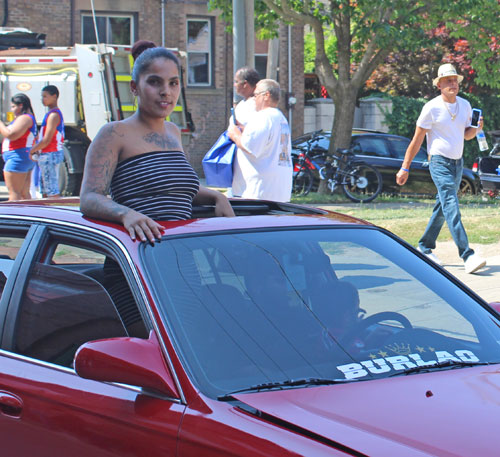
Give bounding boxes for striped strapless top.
[110,151,200,221]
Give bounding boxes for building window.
[187,18,212,86]
[255,55,268,80]
[81,14,134,45]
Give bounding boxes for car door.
[386,136,436,194]
[0,222,185,457]
[351,135,435,194]
[350,135,402,192]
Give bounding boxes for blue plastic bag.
[202,131,237,187]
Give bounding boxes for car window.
[351,137,391,157]
[416,147,428,161]
[314,136,330,152]
[52,244,106,264]
[388,136,428,161]
[296,136,330,155]
[9,237,148,368]
[143,228,500,398]
[0,233,28,298]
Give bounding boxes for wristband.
[401,167,410,172]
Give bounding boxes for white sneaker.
[464,254,487,274]
[417,247,442,266]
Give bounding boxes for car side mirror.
[74,330,179,398]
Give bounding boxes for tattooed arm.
[80,123,164,242]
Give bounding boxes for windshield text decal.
[337,350,479,379]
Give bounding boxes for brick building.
[2,0,304,176]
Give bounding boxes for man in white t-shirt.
[225,67,260,196]
[396,64,486,274]
[228,79,293,202]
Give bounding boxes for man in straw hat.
[396,63,487,274]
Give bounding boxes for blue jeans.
[38,150,64,196]
[418,155,473,261]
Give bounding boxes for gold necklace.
[443,100,459,121]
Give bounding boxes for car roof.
[0,197,372,239]
[351,132,411,141]
[292,129,410,144]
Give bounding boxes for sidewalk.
[426,240,500,304]
[317,203,500,304]
[0,181,498,303]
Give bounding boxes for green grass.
[291,192,500,246]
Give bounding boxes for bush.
[384,96,426,139]
[384,94,500,167]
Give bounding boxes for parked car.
[292,130,480,195]
[1,198,500,456]
[472,129,500,195]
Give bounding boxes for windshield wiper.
[389,360,494,377]
[218,377,354,401]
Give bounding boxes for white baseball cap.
[433,63,464,86]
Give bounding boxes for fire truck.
[0,28,194,195]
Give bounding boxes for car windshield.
[142,227,500,398]
[292,133,329,153]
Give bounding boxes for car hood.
[233,365,500,456]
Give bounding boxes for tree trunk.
[317,177,330,194]
[317,87,358,194]
[330,86,358,153]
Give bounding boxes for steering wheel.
[340,311,412,348]
[356,311,412,333]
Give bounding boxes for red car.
[1,198,499,456]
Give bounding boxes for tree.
[210,0,500,154]
[366,23,499,99]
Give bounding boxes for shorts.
[38,150,64,196]
[2,148,35,173]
